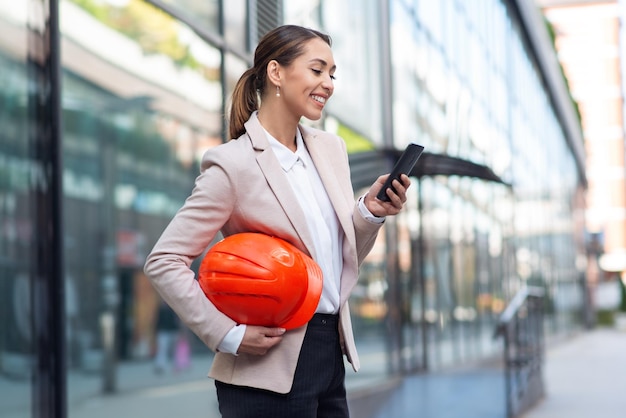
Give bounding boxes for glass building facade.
[0,0,587,417]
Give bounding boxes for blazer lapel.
[243,115,317,259]
[302,131,355,242]
[301,127,359,300]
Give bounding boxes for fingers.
[364,174,411,217]
[388,174,410,205]
[237,326,286,356]
[264,327,287,337]
[380,175,409,207]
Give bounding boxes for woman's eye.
[312,69,336,80]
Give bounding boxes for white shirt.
[217,125,384,354]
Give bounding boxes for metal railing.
[494,286,545,418]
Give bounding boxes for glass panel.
[224,0,247,51]
[224,52,249,127]
[0,1,33,416]
[160,0,220,32]
[284,0,384,145]
[323,0,383,144]
[60,1,223,415]
[350,185,392,380]
[398,181,425,372]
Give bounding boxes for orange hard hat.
[198,233,323,330]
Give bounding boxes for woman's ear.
[267,60,281,87]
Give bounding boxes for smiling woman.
[144,24,411,418]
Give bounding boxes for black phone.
[376,143,424,202]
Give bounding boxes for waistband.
[308,313,339,327]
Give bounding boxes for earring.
[276,86,280,97]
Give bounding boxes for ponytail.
[228,68,260,139]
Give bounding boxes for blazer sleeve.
[335,136,383,266]
[143,148,240,351]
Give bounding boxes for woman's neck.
[257,107,299,151]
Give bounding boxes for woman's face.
[280,38,336,121]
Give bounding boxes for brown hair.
[228,25,332,139]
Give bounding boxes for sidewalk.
[0,348,394,418]
[0,340,399,418]
[64,354,396,418]
[4,327,624,418]
[56,350,505,418]
[360,367,505,418]
[360,327,626,418]
[520,327,626,418]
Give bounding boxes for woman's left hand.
[364,174,411,217]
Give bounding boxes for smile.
[311,95,326,104]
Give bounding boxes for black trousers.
[215,313,349,418]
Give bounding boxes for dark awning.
[349,149,509,190]
[409,152,506,184]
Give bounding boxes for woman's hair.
[228,25,332,139]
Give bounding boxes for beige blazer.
[144,112,382,393]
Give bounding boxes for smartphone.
[376,143,424,202]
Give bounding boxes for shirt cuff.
[217,324,246,355]
[358,194,385,224]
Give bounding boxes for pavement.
[358,367,506,418]
[2,327,625,417]
[362,327,626,418]
[519,327,626,418]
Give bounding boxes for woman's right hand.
[237,325,286,355]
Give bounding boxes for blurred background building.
[0,0,590,416]
[537,0,626,322]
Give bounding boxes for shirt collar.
[264,127,308,172]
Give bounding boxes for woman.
[144,24,410,418]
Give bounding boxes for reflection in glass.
[224,52,249,130]
[59,0,224,411]
[223,0,247,51]
[390,0,584,371]
[0,1,33,415]
[155,0,219,33]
